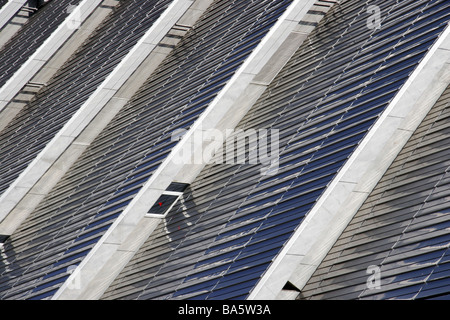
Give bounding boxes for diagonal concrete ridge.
[0,0,27,31]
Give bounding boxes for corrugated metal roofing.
[0,0,83,88]
[102,0,450,300]
[299,83,450,300]
[0,0,294,300]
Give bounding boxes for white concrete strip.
[52,0,327,301]
[248,24,450,300]
[0,0,27,31]
[0,0,102,111]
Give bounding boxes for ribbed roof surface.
[299,83,450,300]
[0,0,293,300]
[102,0,450,300]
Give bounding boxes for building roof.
[0,0,449,300]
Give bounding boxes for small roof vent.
[147,183,189,217]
